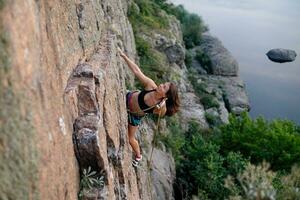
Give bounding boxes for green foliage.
[217,112,300,171]
[171,121,248,199]
[226,163,300,200]
[128,0,169,33]
[184,49,193,68]
[195,49,212,73]
[135,35,167,84]
[205,112,222,127]
[0,0,5,10]
[78,167,104,199]
[0,23,10,72]
[155,3,208,48]
[277,165,300,200]
[225,162,277,200]
[201,94,220,109]
[182,13,206,48]
[157,117,185,164]
[188,72,220,109]
[225,152,249,176]
[188,72,208,95]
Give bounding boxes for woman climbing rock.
[118,48,180,167]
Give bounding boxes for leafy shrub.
[195,49,212,73]
[225,162,277,200]
[184,50,193,68]
[201,94,220,109]
[225,163,300,200]
[181,13,206,48]
[205,112,222,127]
[188,72,207,96]
[128,0,169,33]
[172,121,248,199]
[176,121,226,199]
[225,152,249,176]
[153,2,208,48]
[217,112,300,171]
[135,35,167,84]
[163,117,186,162]
[277,165,300,200]
[78,167,104,199]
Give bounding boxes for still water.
[171,0,300,124]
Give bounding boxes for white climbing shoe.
[132,155,142,167]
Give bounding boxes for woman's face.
[157,82,171,97]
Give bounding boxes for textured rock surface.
[0,0,153,199]
[181,92,208,129]
[199,75,250,115]
[266,48,297,63]
[188,32,250,120]
[198,33,239,76]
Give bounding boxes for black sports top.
[138,89,156,113]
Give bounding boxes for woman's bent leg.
[128,124,141,157]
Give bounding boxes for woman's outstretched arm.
[118,48,156,89]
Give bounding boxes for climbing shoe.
[132,155,142,167]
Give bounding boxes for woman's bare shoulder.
[144,81,157,90]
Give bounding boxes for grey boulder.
[199,34,239,76]
[266,48,297,63]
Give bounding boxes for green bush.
[153,2,208,48]
[182,13,206,48]
[225,162,277,200]
[277,165,300,200]
[78,167,104,200]
[188,72,208,96]
[205,112,222,127]
[128,0,169,33]
[184,49,193,68]
[201,94,220,109]
[0,0,5,10]
[225,163,300,200]
[217,112,300,171]
[163,117,186,162]
[195,49,212,73]
[135,36,167,84]
[172,121,248,199]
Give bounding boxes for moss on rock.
[0,0,5,10]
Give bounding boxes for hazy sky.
[171,0,300,123]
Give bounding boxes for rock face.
[266,48,297,63]
[0,1,174,199]
[65,30,142,199]
[189,32,250,121]
[199,76,250,115]
[181,92,209,129]
[198,34,239,76]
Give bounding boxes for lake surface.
[171,0,300,124]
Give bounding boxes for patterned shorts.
[126,91,143,126]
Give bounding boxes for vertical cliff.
[0,0,161,199]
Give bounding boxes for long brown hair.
[165,82,180,116]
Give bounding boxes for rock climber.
[118,48,180,167]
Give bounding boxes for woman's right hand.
[117,47,126,58]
